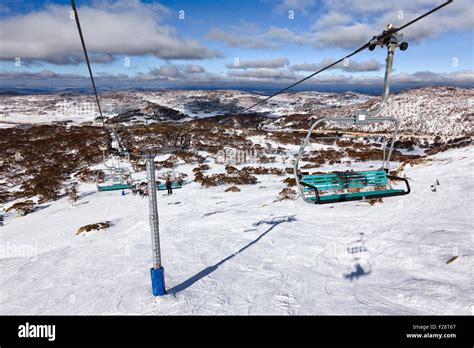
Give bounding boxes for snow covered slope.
[2,87,471,137]
[0,146,472,315]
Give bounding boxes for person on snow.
[166,177,173,195]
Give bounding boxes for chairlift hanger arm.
[242,0,453,113]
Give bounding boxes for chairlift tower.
[137,134,191,296]
[139,148,165,296]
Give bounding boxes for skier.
[166,177,173,195]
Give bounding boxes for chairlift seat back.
[97,183,132,192]
[299,169,409,204]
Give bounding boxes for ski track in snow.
[0,147,472,315]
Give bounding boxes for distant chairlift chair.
[97,167,132,192]
[156,171,183,191]
[294,40,410,205]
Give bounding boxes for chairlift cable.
[71,0,132,160]
[70,0,104,126]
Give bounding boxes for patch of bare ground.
[282,177,296,187]
[5,200,35,216]
[194,169,258,187]
[278,188,297,200]
[0,125,107,205]
[423,136,471,155]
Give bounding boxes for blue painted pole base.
[150,267,166,296]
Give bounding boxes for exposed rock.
[5,201,35,216]
[225,186,241,192]
[282,177,296,187]
[279,188,297,200]
[446,256,459,265]
[76,221,111,235]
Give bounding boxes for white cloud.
[136,64,208,81]
[208,26,312,50]
[184,64,206,74]
[226,57,289,69]
[0,0,221,64]
[264,26,313,44]
[274,0,317,15]
[1,68,472,88]
[227,68,300,80]
[313,23,376,49]
[311,11,353,30]
[216,0,473,51]
[323,0,452,14]
[291,58,383,72]
[391,70,474,85]
[0,69,87,80]
[317,0,474,46]
[207,28,277,49]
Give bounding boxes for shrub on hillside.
[195,172,257,187]
[6,200,35,216]
[76,221,111,235]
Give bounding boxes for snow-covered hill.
[367,87,473,136]
[0,146,472,315]
[1,87,471,136]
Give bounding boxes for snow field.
[0,146,472,314]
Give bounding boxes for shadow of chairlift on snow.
[343,263,372,281]
[31,204,51,213]
[343,233,372,281]
[167,215,297,295]
[79,191,96,199]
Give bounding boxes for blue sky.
[0,0,472,91]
